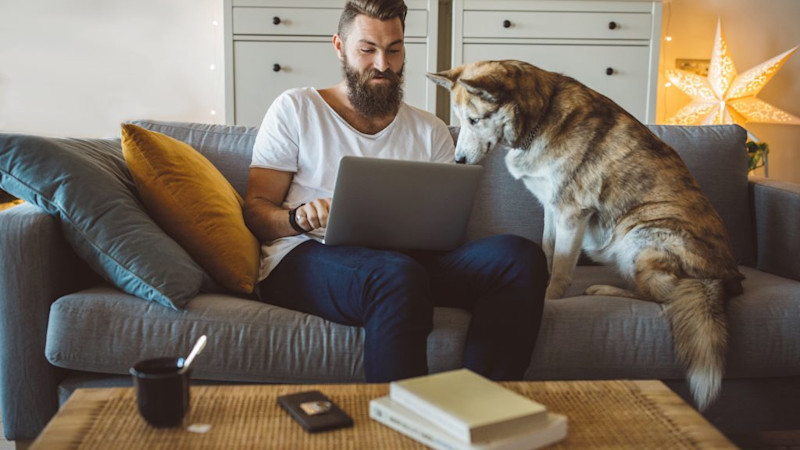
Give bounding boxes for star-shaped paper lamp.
[665,19,799,126]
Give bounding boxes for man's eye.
[361,48,375,53]
[389,49,401,54]
[468,117,480,125]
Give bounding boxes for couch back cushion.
[462,124,754,266]
[132,121,753,266]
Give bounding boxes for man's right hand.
[292,198,332,232]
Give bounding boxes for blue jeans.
[258,234,547,382]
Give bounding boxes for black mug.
[130,357,191,427]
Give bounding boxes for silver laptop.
[323,156,483,250]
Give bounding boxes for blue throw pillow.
[0,133,211,309]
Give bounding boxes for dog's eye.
[468,117,480,126]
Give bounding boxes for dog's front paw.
[584,285,608,296]
[585,284,638,298]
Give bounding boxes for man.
[244,0,547,382]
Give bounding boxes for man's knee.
[362,252,432,317]
[479,234,547,281]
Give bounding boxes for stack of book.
[370,369,567,450]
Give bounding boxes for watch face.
[289,205,306,233]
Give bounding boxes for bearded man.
[244,0,548,382]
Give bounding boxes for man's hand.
[293,198,332,232]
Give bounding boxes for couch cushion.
[462,124,754,266]
[46,267,797,382]
[121,124,260,294]
[525,265,800,380]
[45,287,469,382]
[0,133,210,310]
[129,120,258,199]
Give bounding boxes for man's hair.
[337,0,408,40]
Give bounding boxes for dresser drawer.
[233,8,338,35]
[234,8,428,37]
[463,44,651,121]
[462,11,652,40]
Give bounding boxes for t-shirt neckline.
[310,87,403,139]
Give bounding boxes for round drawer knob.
[273,16,281,25]
[608,21,617,30]
[605,67,614,76]
[273,64,282,72]
[502,20,511,28]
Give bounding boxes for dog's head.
[427,60,545,164]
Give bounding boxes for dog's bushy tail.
[666,278,728,411]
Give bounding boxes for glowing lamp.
[665,19,799,126]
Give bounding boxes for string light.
[659,0,673,123]
[209,17,222,123]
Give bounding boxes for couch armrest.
[0,204,98,440]
[750,177,800,281]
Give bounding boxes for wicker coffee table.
[31,380,734,449]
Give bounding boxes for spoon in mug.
[180,335,207,374]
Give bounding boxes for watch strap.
[288,203,307,233]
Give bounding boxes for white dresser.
[451,0,662,123]
[224,0,440,126]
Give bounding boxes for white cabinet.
[452,0,662,123]
[225,0,440,126]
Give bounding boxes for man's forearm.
[244,198,300,242]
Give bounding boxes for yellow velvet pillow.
[121,124,260,294]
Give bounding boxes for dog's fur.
[428,60,744,410]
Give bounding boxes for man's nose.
[374,52,389,72]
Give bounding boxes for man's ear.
[457,76,502,103]
[333,34,345,61]
[426,66,465,90]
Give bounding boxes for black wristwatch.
[288,203,307,233]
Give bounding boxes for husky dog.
[427,60,744,410]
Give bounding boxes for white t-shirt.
[251,87,455,280]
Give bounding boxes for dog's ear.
[457,77,502,103]
[426,66,464,90]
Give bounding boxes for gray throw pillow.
[0,133,212,309]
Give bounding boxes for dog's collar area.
[519,123,542,150]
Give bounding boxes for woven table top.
[31,379,734,449]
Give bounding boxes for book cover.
[370,396,567,450]
[389,369,549,443]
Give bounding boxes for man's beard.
[343,57,404,118]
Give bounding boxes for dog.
[427,60,744,410]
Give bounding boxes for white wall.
[0,0,225,138]
[656,0,800,183]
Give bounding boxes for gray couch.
[1,121,798,442]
